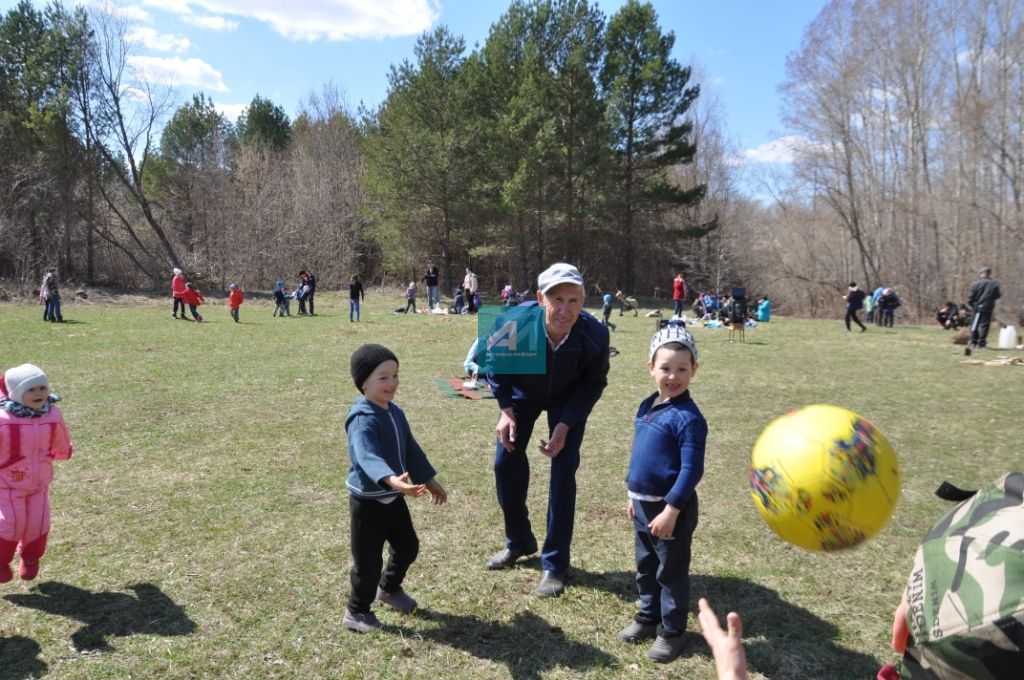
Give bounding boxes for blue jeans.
[631,494,698,635]
[493,404,585,573]
[349,298,361,321]
[673,299,684,316]
[427,285,439,309]
[188,304,202,321]
[44,298,61,320]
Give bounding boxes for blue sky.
[3,0,828,164]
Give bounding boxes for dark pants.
[307,292,315,315]
[230,308,239,323]
[44,298,61,321]
[298,297,307,314]
[844,307,865,331]
[970,309,992,347]
[188,304,202,321]
[347,495,419,614]
[631,494,699,635]
[493,405,584,574]
[673,299,684,316]
[173,297,186,318]
[882,309,895,327]
[405,298,416,313]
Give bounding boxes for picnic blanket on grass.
[434,377,495,400]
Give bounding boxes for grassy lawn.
[0,293,1019,679]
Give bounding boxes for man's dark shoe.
[647,633,686,663]
[616,620,658,643]
[536,570,566,598]
[486,544,537,570]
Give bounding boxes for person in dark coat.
[844,283,867,332]
[966,266,1001,351]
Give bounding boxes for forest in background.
[1,0,1021,319]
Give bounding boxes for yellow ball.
[749,404,900,552]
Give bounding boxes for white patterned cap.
[650,325,697,362]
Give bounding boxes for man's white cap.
[4,363,49,405]
[538,262,584,295]
[173,267,183,276]
[650,325,698,362]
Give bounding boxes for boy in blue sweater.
[618,325,707,663]
[343,344,447,633]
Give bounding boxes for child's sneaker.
[647,633,686,663]
[18,558,39,581]
[376,586,417,613]
[616,620,657,643]
[0,563,12,583]
[342,610,381,633]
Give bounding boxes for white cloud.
[136,0,439,41]
[182,14,238,31]
[85,0,153,22]
[127,55,228,92]
[128,26,192,52]
[737,135,810,165]
[213,101,248,122]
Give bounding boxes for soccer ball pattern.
[749,404,900,551]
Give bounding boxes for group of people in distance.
[170,267,245,323]
[844,283,902,331]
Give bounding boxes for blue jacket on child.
[344,397,436,501]
[626,390,707,509]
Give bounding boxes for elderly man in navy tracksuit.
[485,263,610,598]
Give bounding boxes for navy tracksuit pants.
[493,404,585,574]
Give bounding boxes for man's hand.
[625,499,634,520]
[386,472,425,498]
[497,408,517,452]
[539,422,569,459]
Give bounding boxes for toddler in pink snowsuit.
[0,364,73,582]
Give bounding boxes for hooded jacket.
[344,397,436,500]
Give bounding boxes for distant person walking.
[424,261,440,310]
[348,275,365,322]
[228,283,244,323]
[844,283,867,332]
[966,266,1001,353]
[171,268,187,320]
[180,282,205,322]
[305,271,317,316]
[40,269,62,323]
[463,268,479,314]
[672,273,687,317]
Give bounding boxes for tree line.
[2,0,1018,319]
[0,0,722,299]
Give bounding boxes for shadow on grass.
[692,575,881,679]
[0,635,47,679]
[569,570,880,678]
[392,608,616,680]
[4,581,196,652]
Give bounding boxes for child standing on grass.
[618,325,707,664]
[404,282,417,313]
[273,280,290,317]
[601,293,617,331]
[180,282,205,322]
[228,283,244,323]
[0,364,73,582]
[343,344,447,633]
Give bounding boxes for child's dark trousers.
[348,495,419,614]
[630,494,699,636]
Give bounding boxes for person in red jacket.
[180,282,205,322]
[171,268,187,320]
[227,283,244,323]
[672,273,687,318]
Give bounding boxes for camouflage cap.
[901,472,1024,679]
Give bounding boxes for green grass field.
[0,294,1019,679]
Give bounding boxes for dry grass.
[0,294,1019,679]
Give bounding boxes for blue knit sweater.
[625,390,707,509]
[344,397,436,500]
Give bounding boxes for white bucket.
[998,325,1018,349]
